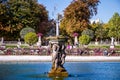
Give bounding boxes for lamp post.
[56,13,62,36]
[56,20,59,36]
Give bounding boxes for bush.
[81,29,94,39]
[20,27,35,39]
[79,35,91,45]
[24,32,38,46]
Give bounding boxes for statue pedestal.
[110,45,114,49]
[46,36,67,44]
[95,41,98,45]
[36,41,41,47]
[48,67,68,77]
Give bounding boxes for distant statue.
[17,38,21,48]
[1,37,4,44]
[111,37,114,45]
[0,37,6,48]
[110,37,115,49]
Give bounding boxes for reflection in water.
[27,74,65,80]
[0,62,120,80]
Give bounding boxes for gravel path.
[0,55,120,62]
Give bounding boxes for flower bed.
[0,47,52,55]
[0,47,120,56]
[65,47,120,56]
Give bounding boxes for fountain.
[48,41,68,77]
[47,14,68,77]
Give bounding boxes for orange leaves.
[0,23,23,33]
[60,0,99,37]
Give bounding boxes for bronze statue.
[48,42,68,77]
[51,43,59,70]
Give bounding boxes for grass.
[5,44,29,48]
[3,44,120,50]
[88,45,109,49]
[88,45,120,49]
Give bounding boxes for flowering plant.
[73,33,78,37]
[37,33,43,37]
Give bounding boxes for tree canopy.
[81,29,94,39]
[0,0,48,40]
[20,27,35,39]
[60,0,99,37]
[108,12,120,41]
[79,34,91,45]
[24,32,38,46]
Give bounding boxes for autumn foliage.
[60,0,99,37]
[0,0,48,40]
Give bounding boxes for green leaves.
[20,27,35,39]
[0,0,48,39]
[81,29,94,39]
[79,35,91,45]
[108,12,120,39]
[24,32,38,46]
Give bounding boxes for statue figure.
[48,42,68,77]
[51,43,66,69]
[111,37,114,45]
[51,43,66,68]
[59,43,66,66]
[51,43,59,70]
[17,38,21,48]
[110,37,115,49]
[1,37,4,44]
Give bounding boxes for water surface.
[0,62,120,80]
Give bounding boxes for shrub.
[81,29,94,39]
[20,27,35,39]
[24,32,38,46]
[79,35,91,45]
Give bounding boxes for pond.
[0,62,120,80]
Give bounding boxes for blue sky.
[38,0,120,23]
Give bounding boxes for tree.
[20,27,35,39]
[81,29,94,39]
[108,12,120,42]
[79,35,91,45]
[60,0,99,37]
[24,32,38,46]
[0,0,48,40]
[91,22,108,41]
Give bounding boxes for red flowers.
[73,33,78,37]
[37,33,43,37]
